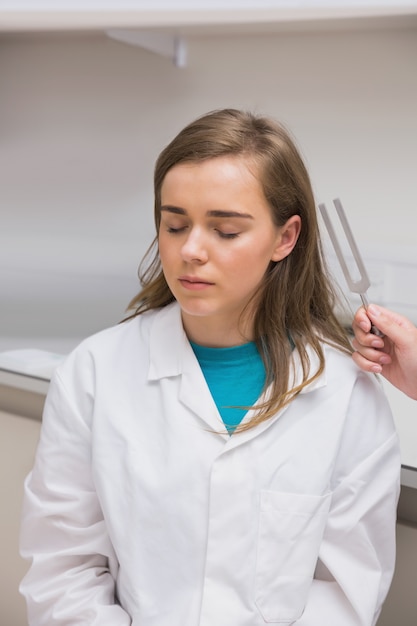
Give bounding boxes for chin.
[179,303,217,318]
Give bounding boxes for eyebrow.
[160,205,253,219]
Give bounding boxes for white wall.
[1,24,417,348]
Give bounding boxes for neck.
[181,312,253,348]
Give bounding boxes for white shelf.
[2,2,416,66]
[1,1,417,34]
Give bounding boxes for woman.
[20,109,400,625]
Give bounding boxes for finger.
[351,326,384,349]
[367,304,412,328]
[353,307,371,333]
[352,350,383,374]
[351,339,391,363]
[366,304,415,348]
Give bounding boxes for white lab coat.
[20,302,400,626]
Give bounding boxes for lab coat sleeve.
[296,376,401,626]
[19,368,131,625]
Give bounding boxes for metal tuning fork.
[318,198,383,337]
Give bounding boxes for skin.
[158,155,301,348]
[352,304,417,400]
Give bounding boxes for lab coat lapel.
[179,367,228,436]
[148,303,228,437]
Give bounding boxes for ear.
[271,215,301,262]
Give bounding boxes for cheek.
[158,234,172,264]
[223,252,272,288]
[229,238,276,272]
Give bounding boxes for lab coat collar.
[148,302,185,380]
[148,303,327,384]
[289,340,327,395]
[148,302,328,441]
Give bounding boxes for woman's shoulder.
[321,340,371,383]
[321,340,393,422]
[54,307,163,378]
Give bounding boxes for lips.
[178,276,214,290]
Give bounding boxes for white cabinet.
[0,410,41,626]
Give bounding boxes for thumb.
[367,304,412,347]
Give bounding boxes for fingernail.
[359,321,369,331]
[379,355,391,365]
[370,364,382,373]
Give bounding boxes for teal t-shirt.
[190,340,266,433]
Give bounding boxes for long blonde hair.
[126,109,352,429]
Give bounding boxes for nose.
[181,227,209,264]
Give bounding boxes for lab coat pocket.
[255,490,331,623]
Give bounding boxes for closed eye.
[166,226,187,234]
[216,230,240,239]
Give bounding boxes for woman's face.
[158,156,300,346]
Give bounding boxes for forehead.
[161,156,262,198]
